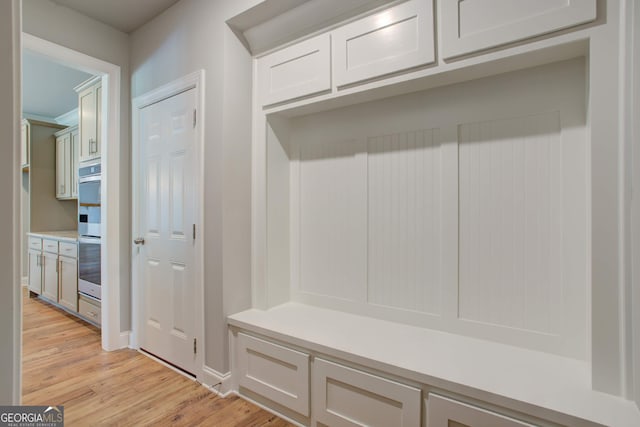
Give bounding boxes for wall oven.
[78,163,102,300]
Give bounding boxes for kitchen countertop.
[28,230,78,242]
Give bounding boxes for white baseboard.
[201,365,233,397]
[118,331,131,348]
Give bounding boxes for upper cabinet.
[55,125,79,200]
[440,0,597,59]
[21,119,30,170]
[258,33,331,106]
[332,0,434,87]
[75,76,102,163]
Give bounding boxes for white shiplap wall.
[282,58,588,358]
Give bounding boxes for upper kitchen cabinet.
[440,0,597,59]
[75,76,102,163]
[332,0,434,87]
[55,125,79,200]
[21,119,30,170]
[258,33,331,106]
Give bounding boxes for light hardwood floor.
[22,288,293,426]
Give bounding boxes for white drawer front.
[258,33,331,106]
[440,0,596,59]
[42,239,58,254]
[428,394,537,427]
[78,296,101,325]
[59,241,78,258]
[332,0,435,87]
[313,358,421,427]
[237,333,310,416]
[28,237,42,251]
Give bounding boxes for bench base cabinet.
[313,358,421,427]
[237,333,310,416]
[428,394,536,427]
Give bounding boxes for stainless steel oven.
[78,162,102,300]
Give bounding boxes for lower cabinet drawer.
[59,241,78,258]
[313,358,421,427]
[42,239,58,254]
[28,236,42,251]
[78,295,101,325]
[428,394,537,427]
[237,333,310,416]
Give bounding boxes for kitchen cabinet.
[440,0,597,59]
[78,294,101,326]
[21,119,29,169]
[28,233,79,315]
[332,0,434,87]
[55,126,79,200]
[76,76,102,163]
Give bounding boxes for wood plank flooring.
[22,289,293,426]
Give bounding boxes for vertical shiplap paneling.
[299,139,367,301]
[367,129,441,314]
[458,112,563,334]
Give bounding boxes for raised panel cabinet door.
[312,358,421,427]
[428,394,537,427]
[258,32,331,106]
[21,120,29,167]
[71,128,79,198]
[28,250,42,295]
[332,0,435,87]
[440,0,596,59]
[56,133,71,199]
[59,255,78,312]
[79,86,96,163]
[41,252,59,302]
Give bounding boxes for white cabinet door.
[56,133,71,199]
[41,251,59,302]
[428,394,537,427]
[258,33,331,106]
[332,0,435,87]
[440,0,596,59]
[236,333,310,416]
[28,249,42,295]
[78,81,101,162]
[21,120,29,168]
[71,128,79,198]
[59,255,77,312]
[313,358,421,427]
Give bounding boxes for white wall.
[131,0,256,373]
[0,0,21,404]
[22,0,132,330]
[632,0,640,410]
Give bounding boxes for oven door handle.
[79,236,101,244]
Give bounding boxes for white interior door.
[136,88,198,374]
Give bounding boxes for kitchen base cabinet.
[58,255,78,312]
[78,294,101,326]
[41,251,59,302]
[27,249,42,295]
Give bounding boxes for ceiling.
[22,50,93,120]
[51,0,181,33]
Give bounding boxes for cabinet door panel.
[95,85,102,159]
[41,252,59,302]
[313,358,420,427]
[428,394,536,427]
[28,250,42,295]
[258,33,331,106]
[71,129,79,197]
[59,256,78,312]
[237,333,310,416]
[333,0,435,87]
[79,88,96,162]
[56,134,71,199]
[21,121,29,167]
[440,0,596,59]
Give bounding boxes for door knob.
[133,237,145,245]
